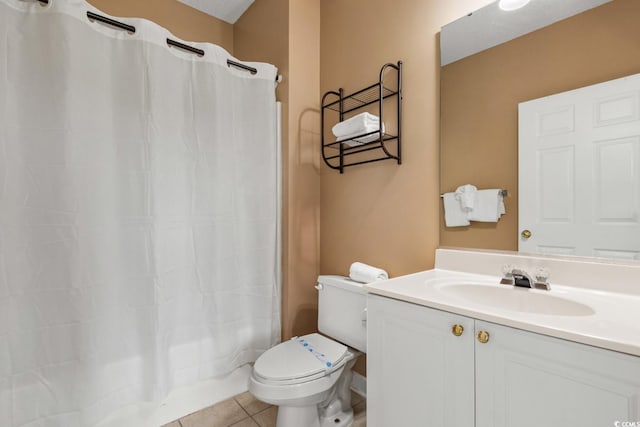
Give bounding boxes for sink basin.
[437,283,595,316]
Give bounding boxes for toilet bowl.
[249,276,367,427]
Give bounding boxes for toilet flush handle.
[315,284,323,291]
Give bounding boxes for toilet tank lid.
[317,275,367,294]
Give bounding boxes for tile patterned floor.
[163,390,366,427]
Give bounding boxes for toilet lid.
[254,333,348,383]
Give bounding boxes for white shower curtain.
[0,1,280,426]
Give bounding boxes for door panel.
[519,73,640,259]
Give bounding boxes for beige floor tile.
[350,390,365,407]
[352,399,366,427]
[353,400,366,418]
[252,406,278,427]
[352,414,366,427]
[234,391,272,416]
[180,398,249,427]
[174,392,363,427]
[229,418,259,427]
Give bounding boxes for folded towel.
[332,112,379,137]
[443,192,470,227]
[454,184,477,211]
[338,123,386,147]
[349,262,388,283]
[467,189,505,222]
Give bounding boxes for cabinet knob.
[477,330,490,344]
[451,324,464,337]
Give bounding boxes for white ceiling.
[440,0,613,66]
[178,0,255,24]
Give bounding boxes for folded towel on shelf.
[337,123,386,147]
[332,112,380,138]
[454,184,477,211]
[443,192,470,227]
[349,262,388,283]
[467,189,505,222]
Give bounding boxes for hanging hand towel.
[454,184,477,211]
[467,189,505,222]
[349,262,389,283]
[332,112,380,137]
[443,192,471,227]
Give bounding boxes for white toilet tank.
[316,275,367,353]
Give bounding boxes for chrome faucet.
[512,268,534,288]
[500,265,551,290]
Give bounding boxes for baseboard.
[350,371,367,399]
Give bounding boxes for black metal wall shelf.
[321,61,402,173]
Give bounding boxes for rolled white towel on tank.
[467,189,505,222]
[332,112,380,137]
[349,262,389,284]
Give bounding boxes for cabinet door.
[367,295,474,427]
[476,320,640,427]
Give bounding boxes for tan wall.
[319,0,492,278]
[285,1,322,339]
[234,0,288,103]
[320,0,492,375]
[87,0,233,51]
[236,0,321,341]
[440,0,640,251]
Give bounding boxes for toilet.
[249,275,367,427]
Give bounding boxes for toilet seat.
[254,333,349,385]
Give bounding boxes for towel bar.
[440,189,508,198]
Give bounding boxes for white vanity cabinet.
[367,294,640,427]
[475,320,640,427]
[366,294,475,426]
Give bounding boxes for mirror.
[439,0,640,260]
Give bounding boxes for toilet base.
[320,408,354,427]
[276,406,320,427]
[274,352,361,427]
[276,406,354,427]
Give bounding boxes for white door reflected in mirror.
[518,73,640,260]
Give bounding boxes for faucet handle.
[501,264,514,276]
[534,267,549,281]
[500,264,516,285]
[533,267,551,290]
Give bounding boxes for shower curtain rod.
[87,11,136,33]
[51,4,276,80]
[227,60,258,75]
[164,42,262,78]
[167,38,204,56]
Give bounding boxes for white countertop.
[365,268,640,357]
